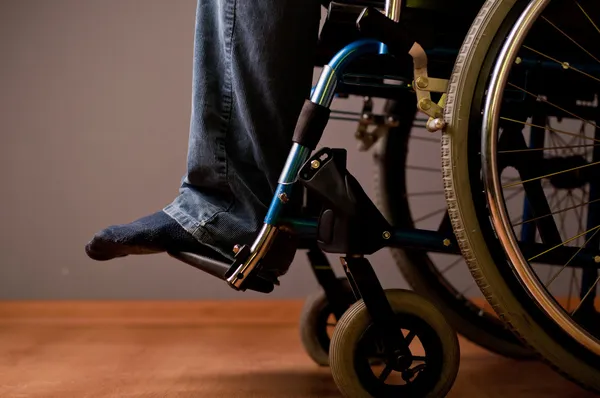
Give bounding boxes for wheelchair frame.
[169,0,597,311]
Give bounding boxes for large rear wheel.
[444,0,600,390]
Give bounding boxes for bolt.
[443,239,451,247]
[311,160,321,169]
[426,117,446,132]
[233,244,241,254]
[382,231,391,240]
[515,57,522,65]
[278,192,289,203]
[415,76,429,89]
[595,255,600,263]
[419,98,432,111]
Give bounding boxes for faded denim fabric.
[163,0,322,260]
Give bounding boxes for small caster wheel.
[330,289,460,397]
[299,277,353,366]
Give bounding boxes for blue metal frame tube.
[282,217,600,267]
[263,39,383,226]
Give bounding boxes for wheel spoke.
[498,143,600,154]
[512,193,600,227]
[378,363,394,382]
[502,176,522,185]
[507,83,600,131]
[522,45,600,85]
[503,160,600,189]
[529,224,600,262]
[572,274,600,316]
[545,225,600,288]
[574,1,600,36]
[404,330,417,345]
[501,117,600,144]
[541,16,600,66]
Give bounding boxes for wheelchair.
[170,0,600,395]
[298,0,531,367]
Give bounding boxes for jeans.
[163,0,322,260]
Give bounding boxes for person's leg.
[86,0,322,262]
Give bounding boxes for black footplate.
[298,147,392,255]
[168,251,275,294]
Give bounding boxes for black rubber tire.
[442,0,600,391]
[373,92,533,359]
[330,289,460,398]
[299,277,352,366]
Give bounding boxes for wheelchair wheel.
[299,277,353,366]
[374,92,532,359]
[329,289,460,398]
[444,0,600,391]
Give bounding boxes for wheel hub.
[392,351,412,371]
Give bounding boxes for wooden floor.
[0,301,596,398]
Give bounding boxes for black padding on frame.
[292,100,331,150]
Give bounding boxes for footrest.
[168,251,230,279]
[168,251,275,294]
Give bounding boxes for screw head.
[278,192,289,203]
[415,76,429,89]
[419,98,432,111]
[382,231,391,240]
[310,160,321,169]
[233,244,241,254]
[443,239,451,247]
[594,255,600,263]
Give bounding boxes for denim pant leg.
[164,0,322,260]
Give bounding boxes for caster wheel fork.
[300,245,356,366]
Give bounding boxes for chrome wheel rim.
[482,0,600,354]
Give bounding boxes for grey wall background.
[0,0,479,299]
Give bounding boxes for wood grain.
[0,301,596,398]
